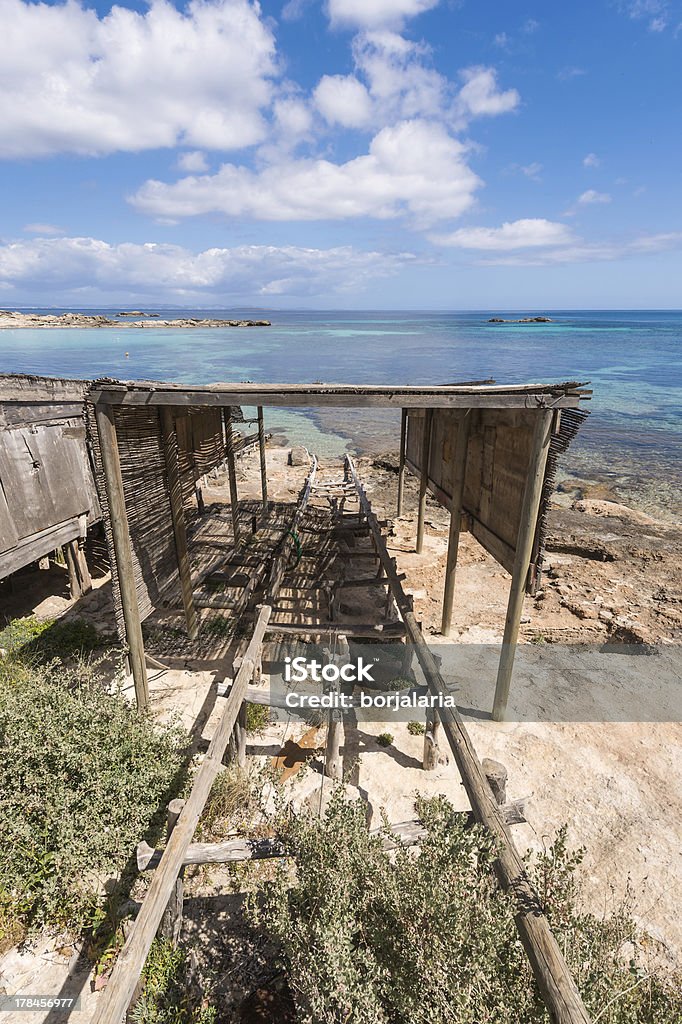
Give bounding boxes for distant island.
[488,316,552,323]
[0,310,271,329]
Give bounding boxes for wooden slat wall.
[406,408,555,582]
[0,375,101,579]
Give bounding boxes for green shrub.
[376,732,393,747]
[0,652,187,938]
[0,615,103,661]
[249,791,682,1024]
[129,938,216,1024]
[407,721,425,735]
[246,701,270,734]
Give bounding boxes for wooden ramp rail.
[344,454,591,1024]
[91,604,272,1024]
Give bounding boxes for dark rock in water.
[488,316,553,323]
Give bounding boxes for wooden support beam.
[344,454,591,1024]
[64,538,92,598]
[415,408,433,554]
[441,411,471,637]
[137,804,527,871]
[92,604,272,1024]
[422,712,441,771]
[492,410,554,723]
[94,404,149,711]
[223,407,240,546]
[158,799,185,945]
[265,621,407,639]
[160,408,198,640]
[396,407,407,517]
[324,635,347,781]
[257,406,268,512]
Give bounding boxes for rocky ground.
[0,310,270,328]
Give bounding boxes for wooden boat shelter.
[87,378,590,722]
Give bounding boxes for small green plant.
[376,732,393,747]
[129,938,216,1024]
[197,765,254,840]
[202,616,236,639]
[246,701,270,734]
[407,721,425,735]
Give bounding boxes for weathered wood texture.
[0,375,101,579]
[93,404,149,710]
[89,380,590,410]
[92,605,272,1024]
[160,408,198,639]
[345,455,591,1024]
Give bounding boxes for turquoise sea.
[1,309,680,518]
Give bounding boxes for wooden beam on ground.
[223,407,240,546]
[441,411,471,637]
[64,538,92,598]
[265,621,407,639]
[137,803,527,871]
[396,407,407,516]
[94,404,149,711]
[160,408,198,640]
[415,409,433,554]
[345,454,591,1024]
[91,604,272,1024]
[257,406,268,513]
[492,410,554,723]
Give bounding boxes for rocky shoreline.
[0,310,271,329]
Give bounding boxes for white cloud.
[557,66,586,81]
[519,162,543,181]
[619,0,671,31]
[577,189,612,204]
[0,0,277,158]
[475,231,682,266]
[493,31,509,48]
[177,151,210,173]
[327,0,440,31]
[23,222,63,235]
[522,17,540,33]
[130,119,482,226]
[455,66,520,119]
[0,235,418,301]
[583,152,601,168]
[431,218,574,250]
[313,75,374,127]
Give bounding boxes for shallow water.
[1,308,680,517]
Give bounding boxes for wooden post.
[441,411,471,636]
[223,408,240,546]
[94,403,149,711]
[257,406,268,513]
[415,409,433,554]
[159,799,185,945]
[228,655,248,767]
[64,538,92,598]
[324,635,347,781]
[396,408,407,516]
[492,410,554,723]
[423,713,441,771]
[160,408,198,640]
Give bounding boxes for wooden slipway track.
[92,454,592,1024]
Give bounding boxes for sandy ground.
[1,440,680,1020]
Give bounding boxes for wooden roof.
[89,379,591,410]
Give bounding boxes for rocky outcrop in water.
[488,316,553,323]
[0,310,271,329]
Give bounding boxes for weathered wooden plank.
[94,404,149,711]
[441,411,471,636]
[492,411,554,722]
[92,605,272,1024]
[160,408,198,640]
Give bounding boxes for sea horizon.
[2,308,680,520]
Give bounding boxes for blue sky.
[0,0,681,308]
